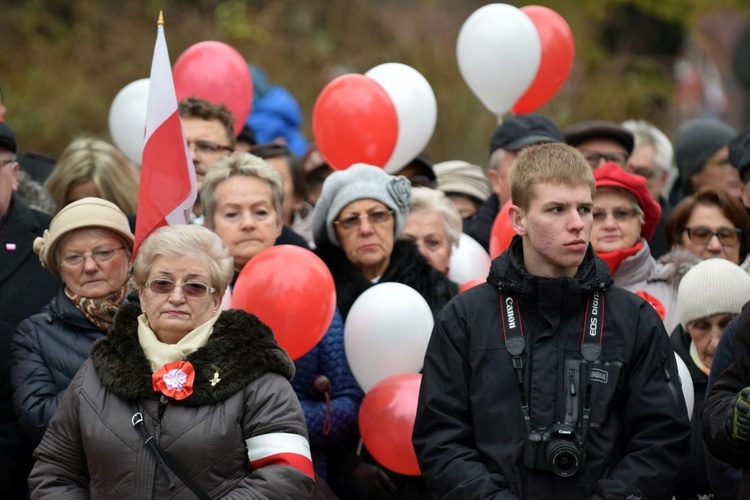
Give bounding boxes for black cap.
[0,122,16,153]
[563,120,634,155]
[489,114,564,156]
[729,127,750,181]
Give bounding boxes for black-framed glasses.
[334,209,394,231]
[592,207,640,222]
[187,140,234,156]
[683,226,742,246]
[60,247,125,268]
[580,150,629,168]
[0,157,16,167]
[144,279,216,298]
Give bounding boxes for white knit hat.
[311,163,412,248]
[676,258,750,329]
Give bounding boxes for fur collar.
[89,303,295,405]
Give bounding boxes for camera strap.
[499,290,604,435]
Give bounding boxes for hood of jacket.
[89,303,295,406]
[487,236,613,295]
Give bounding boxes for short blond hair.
[200,153,284,230]
[511,143,595,211]
[134,225,234,297]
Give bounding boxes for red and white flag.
[134,11,196,256]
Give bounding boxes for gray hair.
[621,120,674,175]
[409,187,463,248]
[201,152,284,230]
[133,225,234,297]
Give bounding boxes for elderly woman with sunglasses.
[11,198,135,449]
[29,224,314,498]
[589,163,681,329]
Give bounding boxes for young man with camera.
[412,143,691,499]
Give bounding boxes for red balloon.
[173,41,253,136]
[312,74,398,171]
[359,373,422,476]
[459,277,486,293]
[489,200,516,259]
[231,245,336,360]
[512,6,575,114]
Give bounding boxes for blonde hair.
[45,138,139,215]
[511,143,595,211]
[133,225,234,297]
[201,152,284,230]
[409,187,462,248]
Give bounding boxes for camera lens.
[546,441,580,477]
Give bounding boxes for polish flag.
[246,432,315,479]
[134,11,196,256]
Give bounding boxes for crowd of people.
[4,83,750,499]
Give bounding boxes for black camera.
[523,423,584,477]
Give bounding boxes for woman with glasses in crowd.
[652,187,750,287]
[11,198,135,448]
[312,163,457,321]
[201,153,363,491]
[589,163,679,329]
[29,224,314,498]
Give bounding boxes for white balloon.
[456,3,541,116]
[448,233,492,286]
[345,283,434,392]
[674,353,694,421]
[108,78,149,165]
[365,63,437,173]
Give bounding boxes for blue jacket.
[11,287,105,446]
[292,308,363,479]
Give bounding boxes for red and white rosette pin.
[152,360,195,400]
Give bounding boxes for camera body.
[523,422,584,477]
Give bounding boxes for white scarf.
[138,313,220,372]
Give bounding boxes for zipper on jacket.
[660,350,682,409]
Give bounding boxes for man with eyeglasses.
[0,121,60,498]
[563,120,634,172]
[669,117,738,207]
[178,97,236,218]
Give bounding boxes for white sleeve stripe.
[246,432,312,461]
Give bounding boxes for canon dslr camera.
[523,423,584,477]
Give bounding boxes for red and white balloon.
[312,64,437,172]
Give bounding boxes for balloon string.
[323,390,332,435]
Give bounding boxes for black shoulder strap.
[131,406,212,500]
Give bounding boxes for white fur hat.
[677,258,750,329]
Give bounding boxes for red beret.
[593,162,662,241]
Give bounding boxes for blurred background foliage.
[2,0,750,168]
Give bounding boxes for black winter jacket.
[702,301,750,498]
[413,238,691,500]
[11,287,105,446]
[316,239,457,321]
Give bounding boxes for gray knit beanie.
[676,258,750,329]
[311,163,412,248]
[674,118,736,183]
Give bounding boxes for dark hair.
[250,142,307,203]
[178,97,236,148]
[666,187,750,261]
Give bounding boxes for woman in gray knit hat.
[312,163,457,321]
